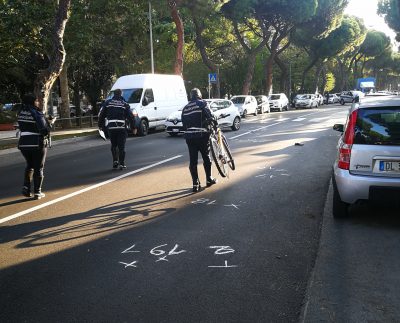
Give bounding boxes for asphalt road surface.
[0,105,349,322]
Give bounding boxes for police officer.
[98,89,134,170]
[18,93,53,200]
[181,88,217,192]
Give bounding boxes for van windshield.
[108,88,143,103]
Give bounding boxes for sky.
[344,0,398,47]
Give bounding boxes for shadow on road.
[0,189,192,248]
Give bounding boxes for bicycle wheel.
[222,135,235,170]
[210,136,228,177]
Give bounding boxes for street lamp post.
[289,61,292,104]
[149,1,154,74]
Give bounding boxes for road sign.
[209,73,217,83]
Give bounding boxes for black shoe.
[206,178,217,187]
[113,161,119,169]
[34,192,45,200]
[22,186,32,198]
[119,164,127,170]
[192,183,201,192]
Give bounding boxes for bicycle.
[208,116,235,178]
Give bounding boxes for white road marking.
[229,122,282,139]
[229,111,321,140]
[293,118,306,122]
[0,155,183,224]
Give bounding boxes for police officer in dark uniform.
[181,88,217,192]
[18,93,53,200]
[98,89,134,170]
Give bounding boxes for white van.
[109,74,188,135]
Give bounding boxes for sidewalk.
[0,127,98,140]
[301,181,400,322]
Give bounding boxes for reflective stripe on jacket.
[17,105,50,149]
[98,96,133,131]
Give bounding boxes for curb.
[299,178,333,323]
[0,133,100,156]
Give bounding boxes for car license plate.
[173,128,179,132]
[379,161,400,172]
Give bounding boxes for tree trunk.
[321,66,327,94]
[59,64,72,128]
[242,53,257,95]
[274,55,289,96]
[300,56,319,93]
[336,58,345,91]
[313,62,324,94]
[168,1,184,76]
[33,0,71,114]
[264,53,275,95]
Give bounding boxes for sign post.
[208,73,217,99]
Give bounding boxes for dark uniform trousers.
[21,148,47,192]
[109,129,127,164]
[186,136,212,184]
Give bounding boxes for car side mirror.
[333,124,344,132]
[142,97,149,106]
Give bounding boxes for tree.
[235,0,319,94]
[33,0,71,113]
[350,30,391,79]
[378,0,400,41]
[167,0,185,75]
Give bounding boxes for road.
[0,105,348,322]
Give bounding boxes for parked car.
[332,97,400,218]
[1,103,14,111]
[164,98,241,136]
[315,93,324,106]
[339,90,364,105]
[231,95,258,117]
[268,93,289,112]
[294,94,318,109]
[254,95,270,113]
[324,94,340,104]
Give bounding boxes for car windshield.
[231,97,245,104]
[269,95,280,100]
[354,107,400,145]
[299,95,309,99]
[108,88,143,104]
[256,97,263,103]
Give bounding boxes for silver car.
[332,97,400,217]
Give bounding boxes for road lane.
[0,106,349,322]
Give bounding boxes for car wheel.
[340,99,345,105]
[242,109,247,118]
[138,119,148,136]
[231,116,240,131]
[332,180,349,218]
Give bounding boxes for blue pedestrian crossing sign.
[209,73,218,83]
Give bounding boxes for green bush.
[0,110,17,124]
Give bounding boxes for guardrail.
[53,115,99,130]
